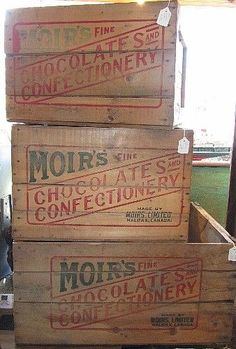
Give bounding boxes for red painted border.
[13,20,165,109]
[25,144,187,228]
[49,256,202,330]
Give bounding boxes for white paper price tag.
[157,7,172,27]
[228,246,236,261]
[178,136,190,154]
[0,294,14,309]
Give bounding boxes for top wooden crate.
[5,1,182,128]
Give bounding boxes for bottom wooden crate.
[13,203,236,346]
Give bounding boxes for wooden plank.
[0,331,121,349]
[13,302,234,345]
[12,240,235,273]
[12,186,190,241]
[6,50,174,98]
[13,270,236,303]
[12,125,193,184]
[6,96,174,127]
[4,2,177,54]
[12,125,193,241]
[190,202,234,243]
[12,213,190,242]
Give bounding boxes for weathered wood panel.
[189,202,234,243]
[12,239,235,273]
[14,302,233,345]
[5,2,180,127]
[13,268,236,303]
[5,3,177,54]
[6,50,174,97]
[6,96,174,127]
[13,220,236,346]
[12,125,193,241]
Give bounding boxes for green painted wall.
[191,166,230,227]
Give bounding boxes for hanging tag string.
[183,129,186,138]
[157,1,172,27]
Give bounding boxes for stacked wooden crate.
[5,1,181,127]
[5,1,236,346]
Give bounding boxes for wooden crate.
[5,1,182,128]
[12,124,193,241]
[12,203,236,346]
